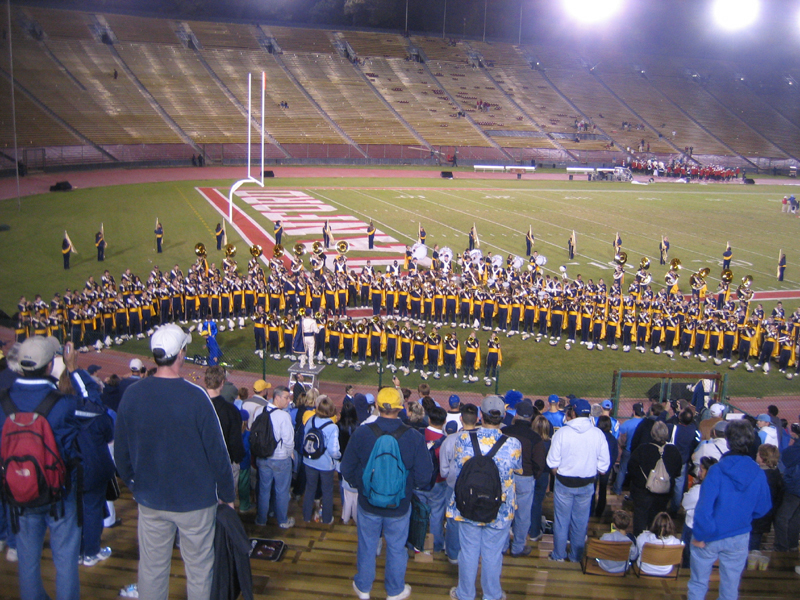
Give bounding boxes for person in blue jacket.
[774,427,800,551]
[687,419,772,600]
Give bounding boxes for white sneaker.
[386,584,412,600]
[279,517,295,529]
[82,547,112,566]
[353,580,370,600]
[6,547,17,562]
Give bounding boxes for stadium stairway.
[466,43,577,162]
[180,23,291,159]
[409,47,514,162]
[264,27,369,159]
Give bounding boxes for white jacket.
[546,417,610,478]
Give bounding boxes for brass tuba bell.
[741,275,753,289]
[250,244,263,258]
[698,267,711,279]
[271,245,283,259]
[312,241,324,255]
[293,243,306,258]
[337,240,350,255]
[669,258,682,271]
[614,251,628,266]
[639,257,651,270]
[224,243,236,258]
[195,243,207,258]
[721,269,733,284]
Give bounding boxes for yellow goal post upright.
[609,370,726,418]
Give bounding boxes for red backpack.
[0,390,67,512]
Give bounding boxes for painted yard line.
[441,187,794,287]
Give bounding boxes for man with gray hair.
[115,325,235,600]
[546,398,610,562]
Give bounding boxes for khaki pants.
[137,503,216,600]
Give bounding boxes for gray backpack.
[643,444,671,494]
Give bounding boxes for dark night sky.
[9,0,800,64]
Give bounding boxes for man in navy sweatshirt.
[688,419,771,600]
[115,324,235,600]
[341,386,432,600]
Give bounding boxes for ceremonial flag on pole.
[571,230,577,253]
[474,223,480,248]
[65,230,77,253]
[222,221,228,247]
[101,222,107,250]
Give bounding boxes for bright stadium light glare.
[562,0,624,24]
[713,0,759,32]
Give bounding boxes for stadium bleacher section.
[1,6,798,169]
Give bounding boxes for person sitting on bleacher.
[636,512,682,576]
[596,510,638,574]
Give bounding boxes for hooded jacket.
[692,453,771,543]
[546,417,610,485]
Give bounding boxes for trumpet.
[614,251,628,266]
[312,241,324,255]
[293,243,306,258]
[195,243,207,258]
[337,240,350,255]
[224,243,236,258]
[669,258,682,271]
[639,257,651,270]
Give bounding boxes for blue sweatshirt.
[692,453,771,543]
[115,376,235,512]
[780,443,800,497]
[341,417,432,517]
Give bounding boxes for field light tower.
[713,0,759,32]
[562,0,623,24]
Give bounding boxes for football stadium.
[0,1,799,599]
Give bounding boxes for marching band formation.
[14,225,800,385]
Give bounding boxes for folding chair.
[632,543,685,579]
[581,538,634,577]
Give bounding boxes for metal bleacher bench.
[474,165,537,173]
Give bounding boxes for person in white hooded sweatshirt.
[546,398,610,562]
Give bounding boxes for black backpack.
[421,435,446,491]
[302,416,333,459]
[250,407,278,459]
[454,431,507,524]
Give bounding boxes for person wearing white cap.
[0,337,98,598]
[114,325,235,600]
[117,358,145,408]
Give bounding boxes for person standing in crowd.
[613,402,645,496]
[302,396,340,525]
[774,424,800,552]
[669,407,701,514]
[1,338,85,600]
[116,358,145,410]
[413,406,449,554]
[688,420,771,600]
[593,416,618,519]
[529,415,552,543]
[501,398,545,557]
[449,396,522,600]
[205,366,245,493]
[627,421,682,535]
[342,387,431,600]
[546,398,610,562]
[253,386,295,530]
[115,325,235,600]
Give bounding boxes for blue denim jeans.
[414,481,451,552]
[444,486,460,561]
[670,463,688,514]
[256,456,293,526]
[303,467,334,524]
[0,503,16,550]
[453,521,510,600]
[511,475,534,554]
[81,486,106,557]
[552,479,593,562]
[17,490,81,600]
[354,504,411,598]
[613,448,631,495]
[688,532,749,600]
[529,470,549,538]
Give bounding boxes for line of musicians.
[15,244,800,379]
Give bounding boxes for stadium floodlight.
[712,0,759,32]
[562,0,624,24]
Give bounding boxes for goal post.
[609,370,727,418]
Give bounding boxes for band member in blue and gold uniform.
[62,235,72,269]
[95,230,106,262]
[484,332,501,384]
[155,220,164,253]
[274,220,283,246]
[215,223,224,250]
[367,221,376,249]
[418,224,427,246]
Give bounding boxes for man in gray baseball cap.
[115,324,234,600]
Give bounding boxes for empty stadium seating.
[0,5,797,166]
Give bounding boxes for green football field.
[1,170,798,400]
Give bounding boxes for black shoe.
[106,519,123,529]
[510,546,532,558]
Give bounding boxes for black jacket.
[628,442,683,494]
[212,504,254,600]
[501,421,546,478]
[211,396,245,464]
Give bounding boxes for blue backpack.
[362,423,409,509]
